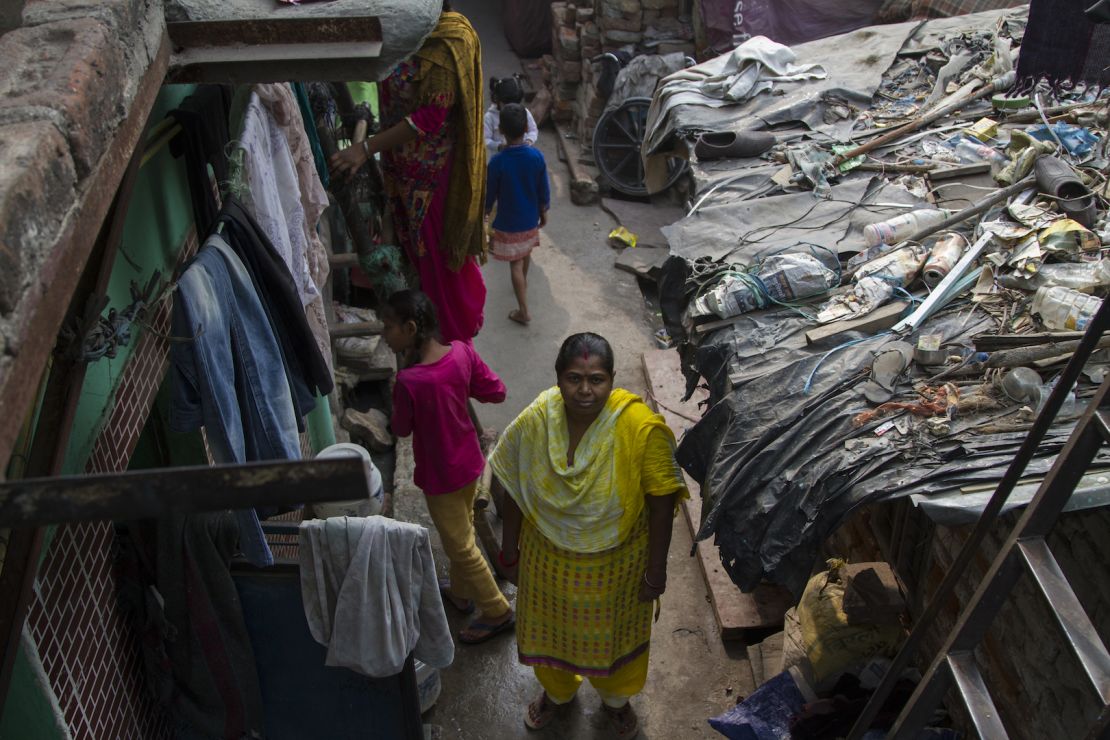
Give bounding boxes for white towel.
[299,516,454,678]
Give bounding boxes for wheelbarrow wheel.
[592,96,687,197]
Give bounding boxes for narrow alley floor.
[390,2,753,738]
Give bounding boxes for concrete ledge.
[0,18,127,178]
[0,122,77,317]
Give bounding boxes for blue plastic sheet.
[708,671,805,740]
[1027,123,1101,158]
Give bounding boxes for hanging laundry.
[252,83,334,375]
[170,234,304,567]
[299,516,455,678]
[216,198,335,408]
[167,84,233,235]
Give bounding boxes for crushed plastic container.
[854,244,928,287]
[863,209,951,247]
[1031,285,1104,331]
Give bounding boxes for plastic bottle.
[863,209,951,247]
[922,233,968,287]
[1031,285,1104,331]
[999,259,1110,293]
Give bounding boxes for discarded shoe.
[1034,155,1097,228]
[860,342,914,404]
[694,130,776,161]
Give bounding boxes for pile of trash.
[653,7,1110,596]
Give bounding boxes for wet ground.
[390,2,754,737]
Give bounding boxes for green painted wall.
[1,83,198,740]
[61,84,198,475]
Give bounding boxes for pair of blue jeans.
[170,234,302,566]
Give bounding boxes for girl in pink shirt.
[383,289,515,644]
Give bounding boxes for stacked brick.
[545,0,694,153]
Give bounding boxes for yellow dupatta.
[415,12,487,269]
[490,387,684,553]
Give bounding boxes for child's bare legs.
[509,255,530,324]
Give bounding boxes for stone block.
[641,0,679,9]
[560,61,582,82]
[0,19,127,179]
[580,20,600,40]
[556,25,580,59]
[0,121,77,315]
[647,17,687,36]
[600,15,642,33]
[556,81,580,101]
[657,41,696,55]
[603,28,643,44]
[642,9,660,25]
[575,6,594,23]
[598,0,623,19]
[619,0,641,13]
[551,1,573,28]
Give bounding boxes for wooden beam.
[642,349,793,641]
[973,331,1087,352]
[804,300,910,346]
[0,458,377,528]
[329,320,383,340]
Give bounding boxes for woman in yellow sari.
[489,332,688,739]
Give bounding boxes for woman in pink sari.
[331,3,487,343]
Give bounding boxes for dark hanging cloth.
[1017,0,1110,85]
[215,198,335,408]
[117,515,265,740]
[168,85,233,235]
[291,82,330,189]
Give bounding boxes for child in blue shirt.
[485,103,550,325]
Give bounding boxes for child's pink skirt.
[490,227,540,262]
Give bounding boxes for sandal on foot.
[438,578,474,615]
[524,691,558,730]
[603,702,639,740]
[508,309,530,325]
[458,613,516,644]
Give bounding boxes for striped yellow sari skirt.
[516,518,652,677]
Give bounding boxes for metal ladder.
[848,297,1110,740]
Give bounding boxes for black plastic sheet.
[665,291,1109,598]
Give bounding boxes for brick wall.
[829,499,1110,738]
[24,230,199,740]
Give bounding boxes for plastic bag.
[698,253,838,319]
[798,561,903,687]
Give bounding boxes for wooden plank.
[760,631,785,679]
[973,331,1086,352]
[642,349,793,641]
[329,320,383,339]
[747,641,765,687]
[804,300,909,346]
[0,458,378,528]
[168,16,382,48]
